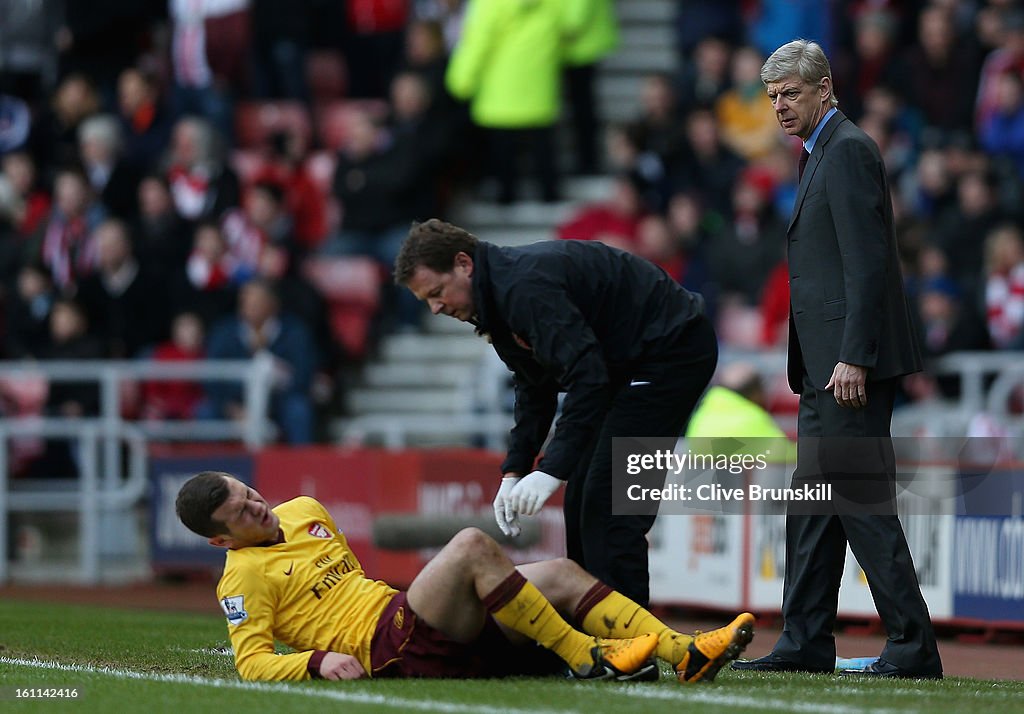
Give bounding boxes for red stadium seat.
[306,49,348,104]
[314,99,389,152]
[234,100,313,151]
[302,256,382,359]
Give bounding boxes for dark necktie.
[798,149,810,180]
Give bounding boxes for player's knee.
[447,527,495,558]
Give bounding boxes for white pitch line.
[605,684,917,714]
[0,657,574,714]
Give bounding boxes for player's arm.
[218,564,322,681]
[512,294,613,480]
[503,372,559,476]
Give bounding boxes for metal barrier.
[0,356,277,583]
[338,349,1024,448]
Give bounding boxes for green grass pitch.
[0,600,1021,713]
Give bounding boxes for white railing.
[0,356,278,583]
[338,349,1024,449]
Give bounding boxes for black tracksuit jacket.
[470,240,708,480]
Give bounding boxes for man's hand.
[318,652,366,680]
[509,470,563,516]
[493,476,521,537]
[825,362,868,408]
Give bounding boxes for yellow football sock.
[579,586,693,665]
[485,572,596,673]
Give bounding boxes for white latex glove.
[493,476,521,537]
[509,470,563,516]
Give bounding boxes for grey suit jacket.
[786,110,922,393]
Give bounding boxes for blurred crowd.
[0,0,1022,458]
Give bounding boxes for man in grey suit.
[731,39,943,679]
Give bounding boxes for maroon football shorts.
[369,592,562,678]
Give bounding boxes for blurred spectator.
[323,108,422,328]
[29,298,103,479]
[685,361,794,449]
[116,67,173,174]
[402,18,458,122]
[915,274,989,398]
[634,213,689,283]
[56,0,159,108]
[251,131,326,254]
[445,0,565,204]
[632,73,684,163]
[221,181,291,275]
[675,1,744,61]
[0,0,60,102]
[859,85,922,180]
[671,107,745,222]
[4,262,55,359]
[77,114,140,220]
[833,6,900,121]
[604,122,668,211]
[250,0,311,101]
[556,172,644,252]
[563,0,619,176]
[76,218,167,358]
[2,151,51,239]
[0,94,31,154]
[891,4,980,135]
[976,7,1024,132]
[388,71,452,219]
[31,167,107,292]
[748,0,833,60]
[983,222,1024,349]
[978,70,1024,178]
[203,278,318,444]
[759,257,790,348]
[714,45,779,161]
[164,116,241,224]
[706,166,785,306]
[344,0,410,99]
[169,221,241,329]
[676,35,732,109]
[140,311,206,421]
[931,167,1005,295]
[168,0,252,140]
[0,176,26,287]
[254,242,346,408]
[134,174,192,287]
[29,74,101,182]
[901,146,956,220]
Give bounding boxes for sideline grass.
[1,600,1021,713]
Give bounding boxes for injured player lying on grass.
[175,471,755,683]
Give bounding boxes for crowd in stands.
[558,0,1024,407]
[0,0,1022,460]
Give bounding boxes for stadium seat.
[314,99,389,152]
[234,100,313,151]
[306,49,348,104]
[302,256,382,359]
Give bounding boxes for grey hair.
[78,114,123,153]
[761,39,839,108]
[176,116,221,163]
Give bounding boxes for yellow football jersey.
[215,496,398,680]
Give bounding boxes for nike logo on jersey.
[284,562,294,576]
[629,380,651,387]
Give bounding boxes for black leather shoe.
[731,653,833,674]
[840,658,942,680]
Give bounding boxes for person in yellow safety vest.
[685,361,797,462]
